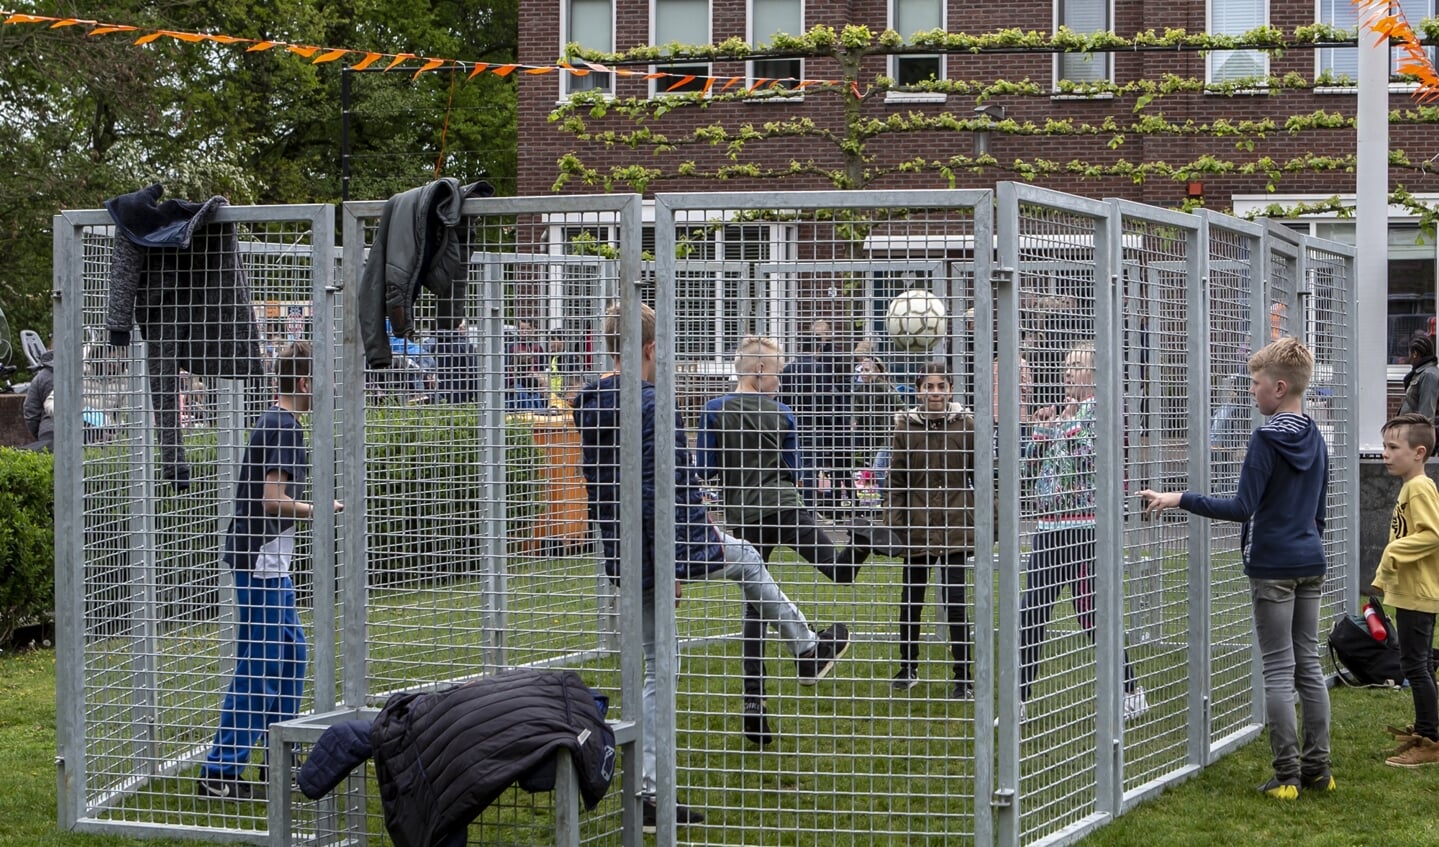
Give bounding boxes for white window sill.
[883,91,948,104]
[1050,91,1115,101]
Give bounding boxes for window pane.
[1209,0,1267,81]
[896,0,941,37]
[1317,0,1357,78]
[753,0,801,41]
[753,58,802,86]
[656,0,709,44]
[897,55,941,84]
[570,0,613,52]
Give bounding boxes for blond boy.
[1140,336,1332,799]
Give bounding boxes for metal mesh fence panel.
[1111,203,1200,794]
[55,203,335,841]
[654,190,993,845]
[1199,214,1268,752]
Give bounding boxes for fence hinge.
[990,787,1016,808]
[990,266,1016,286]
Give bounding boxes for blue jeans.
[202,570,307,778]
[1250,576,1330,781]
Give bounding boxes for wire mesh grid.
[63,204,334,837]
[1009,199,1109,839]
[56,188,1358,847]
[1112,211,1196,791]
[654,198,984,845]
[1202,220,1267,747]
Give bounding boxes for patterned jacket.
[1027,397,1096,530]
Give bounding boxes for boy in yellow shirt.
[1373,412,1439,767]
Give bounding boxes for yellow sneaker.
[1257,776,1299,800]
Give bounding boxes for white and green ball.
[884,289,948,352]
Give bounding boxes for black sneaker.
[1257,776,1299,800]
[950,681,974,701]
[641,797,705,833]
[196,775,264,801]
[891,667,919,691]
[742,697,774,746]
[797,624,851,685]
[1300,771,1336,793]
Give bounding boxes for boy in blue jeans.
[198,341,344,800]
[1140,336,1332,799]
[1371,412,1439,768]
[575,304,849,831]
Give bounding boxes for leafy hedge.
[0,449,54,645]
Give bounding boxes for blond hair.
[734,336,785,375]
[1248,336,1314,395]
[602,301,656,357]
[1065,340,1096,369]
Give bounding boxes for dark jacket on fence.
[103,183,266,491]
[358,178,492,369]
[885,403,977,552]
[365,669,615,847]
[573,373,727,591]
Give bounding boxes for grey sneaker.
[797,624,851,684]
[950,681,974,701]
[196,775,264,801]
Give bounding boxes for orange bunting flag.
[1,9,847,93]
[1353,0,1439,100]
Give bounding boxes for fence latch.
[990,787,1016,808]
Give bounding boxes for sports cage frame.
[52,185,1357,846]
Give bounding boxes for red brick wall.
[518,0,1439,205]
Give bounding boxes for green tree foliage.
[0,0,516,356]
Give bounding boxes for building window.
[565,0,613,96]
[891,0,944,85]
[653,0,711,95]
[1056,0,1112,84]
[1208,0,1267,83]
[1317,0,1435,83]
[749,0,802,89]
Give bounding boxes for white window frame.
[561,0,615,98]
[651,0,712,98]
[747,0,804,97]
[1053,0,1114,87]
[1314,0,1437,91]
[887,0,947,103]
[1207,0,1269,85]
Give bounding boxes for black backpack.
[1327,602,1403,688]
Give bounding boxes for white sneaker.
[1123,686,1149,722]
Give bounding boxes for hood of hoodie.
[901,401,970,427]
[1257,412,1323,472]
[573,372,626,428]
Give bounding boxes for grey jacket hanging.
[105,183,265,491]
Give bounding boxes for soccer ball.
[884,289,947,352]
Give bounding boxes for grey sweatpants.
[1250,575,1331,781]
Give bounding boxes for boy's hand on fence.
[1137,489,1180,517]
[333,500,345,514]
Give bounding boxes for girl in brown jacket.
[886,363,976,699]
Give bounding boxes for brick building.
[517,0,1439,367]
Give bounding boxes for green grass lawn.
[11,640,1439,847]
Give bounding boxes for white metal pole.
[1356,17,1389,453]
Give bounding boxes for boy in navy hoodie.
[1139,336,1331,800]
[573,303,849,832]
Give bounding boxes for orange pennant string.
[4,14,48,25]
[701,76,716,94]
[133,32,162,45]
[720,77,742,91]
[88,25,136,36]
[747,78,770,93]
[287,45,321,58]
[246,41,279,52]
[50,18,84,28]
[351,53,382,71]
[412,58,446,78]
[525,66,556,75]
[492,64,518,76]
[467,62,490,79]
[207,34,244,45]
[666,75,697,92]
[384,53,415,71]
[163,31,207,44]
[313,49,349,64]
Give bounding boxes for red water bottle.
[1363,602,1387,641]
